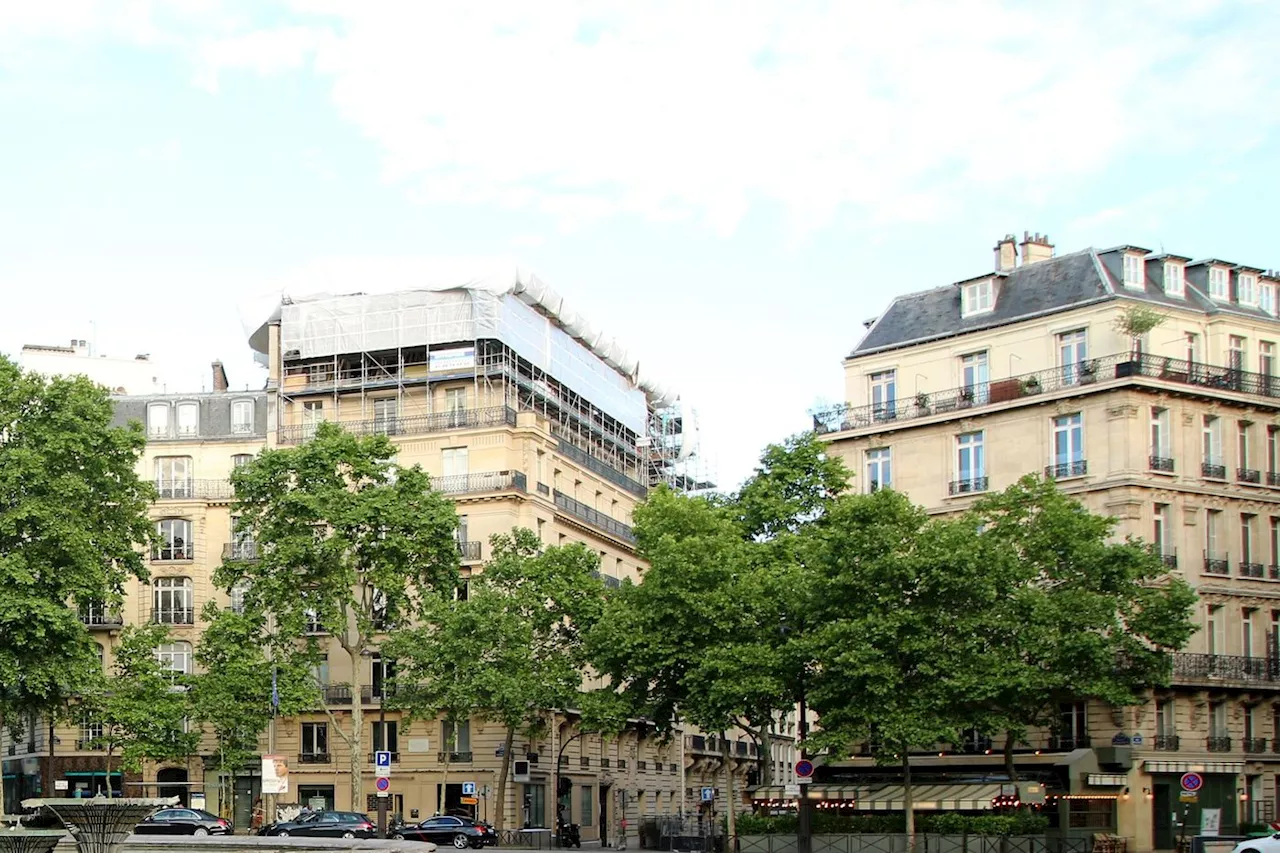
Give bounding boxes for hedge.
[734,812,1050,836]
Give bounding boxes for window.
[1057,702,1088,749]
[1203,416,1223,470]
[1209,267,1229,300]
[372,721,398,753]
[869,370,897,420]
[229,580,249,614]
[1243,515,1258,568]
[79,713,104,750]
[373,398,399,435]
[1164,262,1185,297]
[1151,407,1172,469]
[176,402,199,437]
[1271,518,1280,571]
[231,400,254,435]
[302,723,328,759]
[154,456,192,498]
[960,279,994,317]
[955,432,985,491]
[153,577,194,624]
[1207,605,1225,656]
[1122,254,1144,288]
[371,654,396,699]
[1186,332,1201,366]
[1209,701,1228,737]
[1057,329,1089,384]
[1155,699,1175,737]
[1240,273,1259,306]
[441,718,471,753]
[310,655,330,689]
[960,351,990,403]
[154,519,193,561]
[581,785,593,827]
[1271,429,1280,480]
[232,453,253,468]
[302,401,324,439]
[866,448,892,492]
[1240,422,1253,472]
[1243,608,1255,658]
[442,447,469,477]
[147,403,170,438]
[1230,336,1247,373]
[1154,504,1172,557]
[1206,509,1223,562]
[1050,413,1084,475]
[445,387,467,412]
[1262,283,1277,317]
[156,641,193,676]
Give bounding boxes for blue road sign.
[462,782,477,796]
[795,760,815,778]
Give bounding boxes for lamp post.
[554,727,585,849]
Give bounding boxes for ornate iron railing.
[298,752,330,764]
[151,607,195,625]
[1173,652,1280,684]
[1152,735,1180,751]
[554,490,636,543]
[457,540,482,561]
[79,603,122,628]
[154,479,234,500]
[1240,561,1266,578]
[1203,552,1230,575]
[1207,736,1233,752]
[1202,462,1227,480]
[948,477,989,496]
[222,541,260,561]
[1239,467,1262,484]
[278,406,517,445]
[1149,455,1175,472]
[556,439,647,497]
[1244,737,1268,753]
[1045,460,1088,479]
[435,470,527,496]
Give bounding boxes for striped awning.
[1086,774,1128,787]
[749,782,1003,811]
[1143,761,1244,775]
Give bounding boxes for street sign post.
[795,759,814,785]
[462,782,477,796]
[701,788,715,802]
[375,751,392,778]
[376,777,390,793]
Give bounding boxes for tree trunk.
[756,723,772,788]
[1004,731,1019,783]
[721,733,737,853]
[349,649,365,812]
[903,750,914,853]
[105,744,115,799]
[495,726,514,833]
[0,708,5,816]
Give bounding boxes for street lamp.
[554,726,585,848]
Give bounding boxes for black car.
[260,811,376,839]
[135,808,232,836]
[392,816,497,849]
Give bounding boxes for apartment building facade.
[816,233,1280,851]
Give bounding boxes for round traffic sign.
[375,777,390,792]
[795,760,814,779]
[1180,773,1203,793]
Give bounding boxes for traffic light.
[558,776,573,797]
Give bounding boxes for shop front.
[1145,762,1243,851]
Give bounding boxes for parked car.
[259,811,376,839]
[1232,836,1280,853]
[134,808,232,836]
[391,815,497,849]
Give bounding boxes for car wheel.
[343,831,356,839]
[453,834,471,849]
[393,834,406,841]
[193,828,209,837]
[277,830,290,838]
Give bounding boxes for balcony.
[1173,652,1280,685]
[556,439,647,498]
[1202,462,1227,480]
[1044,460,1087,479]
[1160,551,1178,569]
[154,479,235,501]
[1244,738,1268,754]
[948,477,989,496]
[435,470,527,497]
[298,752,331,764]
[151,608,195,625]
[1152,735,1180,751]
[1239,468,1262,484]
[537,482,550,496]
[1047,735,1091,752]
[79,604,123,629]
[1149,455,1175,473]
[1269,472,1280,488]
[1240,562,1266,579]
[222,541,260,561]
[457,540,482,562]
[1207,737,1232,753]
[1272,565,1280,580]
[278,406,518,445]
[322,685,353,705]
[553,490,636,543]
[438,751,473,763]
[1203,552,1230,575]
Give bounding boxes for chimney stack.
[1020,231,1055,266]
[994,234,1017,272]
[212,361,229,393]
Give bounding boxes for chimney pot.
[212,361,229,393]
[995,234,1018,272]
[1019,230,1055,266]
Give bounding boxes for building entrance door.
[598,785,609,846]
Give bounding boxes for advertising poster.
[262,755,290,795]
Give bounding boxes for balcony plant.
[1021,376,1042,396]
[1114,303,1167,377]
[959,387,975,406]
[915,391,931,414]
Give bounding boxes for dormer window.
[1123,254,1145,289]
[1163,263,1185,297]
[1238,273,1258,307]
[1261,283,1277,317]
[960,279,994,318]
[1208,267,1228,300]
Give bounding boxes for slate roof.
[850,247,1280,359]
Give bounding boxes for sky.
[2,0,1279,488]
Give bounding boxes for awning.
[1144,761,1244,775]
[750,782,1003,811]
[1087,775,1128,787]
[750,786,859,801]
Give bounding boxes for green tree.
[85,624,201,794]
[215,422,460,810]
[385,529,607,832]
[965,476,1197,779]
[0,356,155,814]
[804,490,1006,851]
[192,604,313,818]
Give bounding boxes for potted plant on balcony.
[1113,303,1167,377]
[958,387,975,407]
[1021,375,1042,396]
[915,391,931,415]
[1078,359,1098,383]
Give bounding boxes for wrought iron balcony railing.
[556,439,647,497]
[1152,735,1180,751]
[1239,468,1262,484]
[435,470,527,497]
[1047,735,1091,752]
[553,490,636,543]
[79,604,123,628]
[298,752,331,764]
[1271,565,1280,580]
[1240,561,1266,579]
[457,540,482,561]
[1045,460,1088,479]
[438,751,473,763]
[1203,552,1230,575]
[1244,738,1268,754]
[154,479,235,500]
[151,545,194,562]
[151,608,195,626]
[948,477,989,496]
[1160,551,1178,569]
[1269,472,1280,487]
[1149,455,1175,472]
[278,406,517,445]
[1202,462,1227,479]
[1207,736,1232,752]
[322,685,352,705]
[1173,652,1280,684]
[222,541,260,561]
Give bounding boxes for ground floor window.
[580,785,593,826]
[297,785,335,812]
[524,783,546,828]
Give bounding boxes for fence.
[737,836,1090,853]
[640,816,722,852]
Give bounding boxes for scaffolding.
[253,278,712,493]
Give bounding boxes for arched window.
[153,519,193,561]
[156,642,193,676]
[229,580,249,615]
[176,402,199,437]
[152,577,194,624]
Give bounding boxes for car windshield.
[297,813,321,823]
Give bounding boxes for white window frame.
[1230,336,1247,373]
[229,580,249,614]
[1154,504,1172,556]
[960,351,990,403]
[175,402,199,437]
[869,370,897,419]
[147,403,171,438]
[1206,509,1222,560]
[153,577,194,624]
[1151,407,1171,460]
[156,641,193,676]
[1164,262,1185,297]
[230,399,254,435]
[1057,329,1089,384]
[1239,421,1252,472]
[1239,273,1259,307]
[1242,514,1257,567]
[1203,416,1222,467]
[154,518,193,561]
[372,397,399,435]
[1122,254,1144,289]
[1261,283,1277,317]
[302,401,325,439]
[866,448,892,492]
[442,446,469,478]
[1051,413,1085,471]
[1209,267,1229,301]
[444,387,467,412]
[154,456,193,498]
[956,431,985,490]
[960,280,994,317]
[232,453,253,469]
[1243,607,1255,658]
